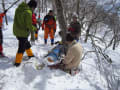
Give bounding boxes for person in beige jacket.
[62,33,83,70]
[48,33,83,74]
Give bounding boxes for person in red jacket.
[0,10,7,57]
[31,12,37,42]
[42,10,56,45]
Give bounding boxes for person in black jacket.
[68,16,81,41]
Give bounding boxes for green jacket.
[13,2,36,37]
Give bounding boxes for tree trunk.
[2,0,8,25]
[41,0,44,13]
[52,0,56,14]
[84,22,92,42]
[54,0,67,43]
[76,0,80,18]
[45,0,47,14]
[38,0,41,15]
[24,0,27,3]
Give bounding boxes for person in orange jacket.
[0,10,7,57]
[42,10,56,45]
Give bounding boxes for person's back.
[63,40,83,69]
[43,14,55,26]
[32,13,37,26]
[13,2,33,37]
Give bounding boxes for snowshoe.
[36,63,45,70]
[23,55,35,61]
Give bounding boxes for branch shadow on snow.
[33,69,66,90]
[80,69,104,90]
[22,61,66,90]
[0,57,14,70]
[22,65,51,90]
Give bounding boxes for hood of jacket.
[13,2,36,38]
[16,2,31,13]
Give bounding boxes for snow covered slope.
[0,6,120,90]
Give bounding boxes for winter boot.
[14,53,23,67]
[51,39,54,45]
[25,48,34,59]
[44,39,47,44]
[35,33,38,40]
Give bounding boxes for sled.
[35,42,65,70]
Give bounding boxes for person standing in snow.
[37,15,42,30]
[34,14,41,40]
[68,16,81,41]
[32,13,41,41]
[42,10,56,45]
[13,0,37,67]
[30,12,37,42]
[0,10,7,57]
[48,33,83,74]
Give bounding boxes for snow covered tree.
[54,0,67,43]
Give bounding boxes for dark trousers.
[35,30,38,34]
[17,37,31,53]
[0,28,3,44]
[33,24,38,34]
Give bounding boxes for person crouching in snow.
[0,10,7,57]
[42,10,56,45]
[13,0,37,67]
[48,33,83,75]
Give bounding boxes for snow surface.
[0,6,120,90]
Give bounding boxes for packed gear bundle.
[44,41,65,65]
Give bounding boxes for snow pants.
[17,37,31,53]
[35,29,39,40]
[44,27,54,39]
[14,37,34,64]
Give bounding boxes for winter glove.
[54,29,56,34]
[4,10,7,14]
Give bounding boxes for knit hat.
[66,33,74,42]
[28,0,37,8]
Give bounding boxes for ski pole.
[6,0,20,11]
